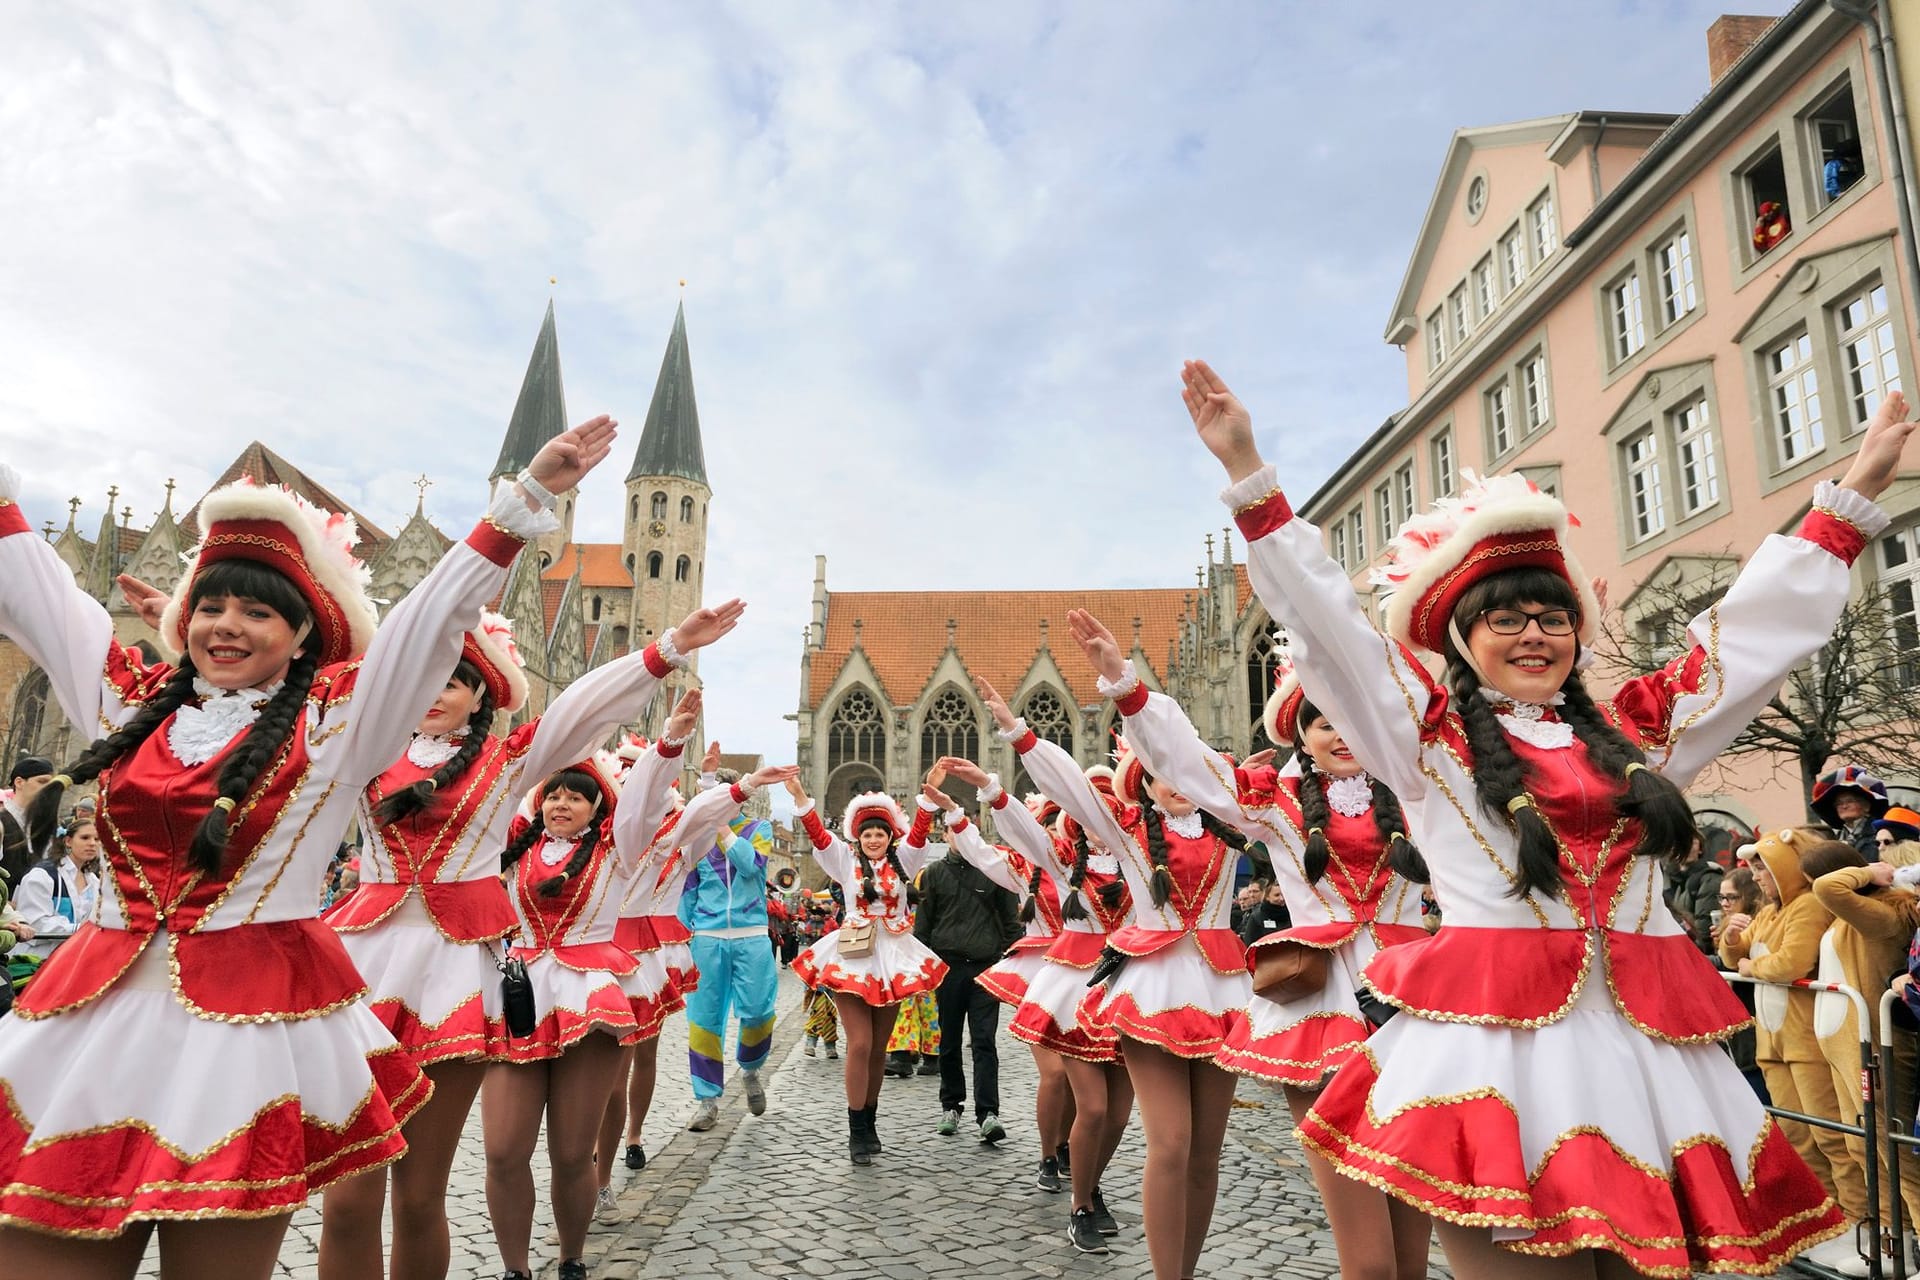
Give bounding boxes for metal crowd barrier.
[1722,974,1887,1279]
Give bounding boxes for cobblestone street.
[139,967,1780,1278]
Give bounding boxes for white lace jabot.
[168,678,281,766]
[1159,808,1204,839]
[1480,688,1575,750]
[407,730,470,769]
[1324,772,1373,818]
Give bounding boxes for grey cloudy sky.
[0,0,1789,760]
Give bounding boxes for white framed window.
[1347,508,1365,565]
[1656,230,1698,325]
[1449,286,1469,346]
[1766,331,1825,463]
[1330,521,1348,571]
[1528,195,1557,262]
[1472,258,1495,320]
[1671,397,1719,516]
[1836,282,1900,430]
[1624,430,1666,540]
[1521,353,1551,431]
[1485,379,1514,455]
[1881,525,1920,686]
[1500,227,1527,294]
[1426,311,1447,369]
[1394,461,1415,526]
[1608,271,1646,363]
[1430,429,1456,498]
[1375,482,1395,548]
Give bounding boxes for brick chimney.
[1707,14,1777,85]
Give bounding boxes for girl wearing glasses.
[1180,357,1915,1278]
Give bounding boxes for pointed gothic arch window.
[826,688,888,821]
[1011,687,1074,800]
[630,496,639,523]
[591,595,602,622]
[920,687,981,810]
[674,556,690,582]
[625,553,635,578]
[1246,622,1283,750]
[680,495,694,523]
[4,669,49,765]
[650,492,667,520]
[647,552,663,579]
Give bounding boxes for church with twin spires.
[0,301,714,769]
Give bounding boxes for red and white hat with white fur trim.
[842,791,907,838]
[1114,743,1147,807]
[1372,469,1600,655]
[537,749,625,815]
[462,611,529,714]
[161,480,378,667]
[1262,649,1306,746]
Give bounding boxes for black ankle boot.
[862,1104,883,1155]
[849,1107,872,1166]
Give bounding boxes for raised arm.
[517,599,743,783]
[612,690,699,864]
[336,418,616,776]
[922,778,1022,897]
[1185,361,1435,800]
[939,756,1064,881]
[784,777,852,888]
[0,466,121,734]
[976,676,1133,855]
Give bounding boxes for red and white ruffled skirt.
[791,922,945,1007]
[1081,934,1248,1060]
[1298,974,1842,1276]
[1008,932,1119,1063]
[1218,928,1391,1086]
[0,938,428,1237]
[978,935,1050,1010]
[339,894,506,1066]
[501,944,654,1063]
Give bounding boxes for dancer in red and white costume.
[930,758,1079,1198]
[786,780,947,1165]
[1065,616,1434,1278]
[482,709,792,1280]
[940,743,1132,1251]
[317,608,738,1280]
[0,417,613,1278]
[978,677,1250,1278]
[1184,358,1907,1277]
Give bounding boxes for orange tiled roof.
[542,543,632,587]
[542,581,567,636]
[805,573,1251,710]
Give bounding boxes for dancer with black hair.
[310,601,739,1280]
[1067,611,1433,1278]
[978,676,1248,1279]
[786,778,947,1166]
[1183,358,1912,1276]
[0,418,614,1278]
[482,712,795,1280]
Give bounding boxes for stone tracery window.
[1012,687,1074,800]
[826,688,888,822]
[920,687,981,811]
[1247,624,1283,750]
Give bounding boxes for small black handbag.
[498,952,536,1039]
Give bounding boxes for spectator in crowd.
[0,756,53,890]
[1812,842,1920,1272]
[1229,881,1261,935]
[1665,834,1725,950]
[1237,879,1291,947]
[13,816,100,959]
[1874,807,1920,855]
[1719,830,1846,1231]
[1713,867,1768,1102]
[1813,765,1890,858]
[914,779,1022,1144]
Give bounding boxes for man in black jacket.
[914,791,1022,1144]
[0,756,54,892]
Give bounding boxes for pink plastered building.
[1299,4,1920,830]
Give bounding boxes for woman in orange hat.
[1184,357,1917,1277]
[316,600,741,1280]
[0,418,615,1278]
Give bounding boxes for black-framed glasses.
[1474,607,1579,636]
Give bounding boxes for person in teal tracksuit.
[679,772,781,1129]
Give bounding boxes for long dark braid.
[188,648,320,875]
[500,814,546,875]
[538,819,603,898]
[1295,763,1335,885]
[1136,766,1247,909]
[1556,673,1699,862]
[1060,824,1093,921]
[1371,781,1430,884]
[372,663,495,823]
[1017,859,1044,924]
[1448,659,1563,900]
[28,661,200,852]
[1293,697,1428,885]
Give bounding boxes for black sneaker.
[1068,1207,1109,1254]
[558,1263,588,1280]
[915,1057,941,1076]
[1056,1141,1072,1175]
[1090,1187,1119,1236]
[623,1143,646,1171]
[1035,1156,1062,1193]
[501,1273,533,1280]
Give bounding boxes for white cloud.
[0,0,1785,759]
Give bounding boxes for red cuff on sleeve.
[1231,486,1294,543]
[641,643,672,679]
[1114,681,1150,717]
[0,502,29,539]
[990,791,1009,811]
[1011,729,1038,754]
[729,783,747,804]
[907,804,934,847]
[799,807,831,849]
[949,816,970,833]
[1798,507,1868,567]
[658,739,685,759]
[466,519,527,567]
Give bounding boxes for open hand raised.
[674,600,746,652]
[1065,609,1127,683]
[525,415,619,498]
[664,689,702,742]
[973,676,1018,731]
[116,574,168,630]
[1181,360,1263,483]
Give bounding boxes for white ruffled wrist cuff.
[1814,479,1891,539]
[656,628,689,668]
[0,464,20,503]
[1218,463,1279,511]
[995,718,1031,744]
[488,479,562,541]
[915,795,941,813]
[943,806,966,827]
[979,773,1004,804]
[793,798,815,817]
[1096,661,1140,701]
[662,728,693,749]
